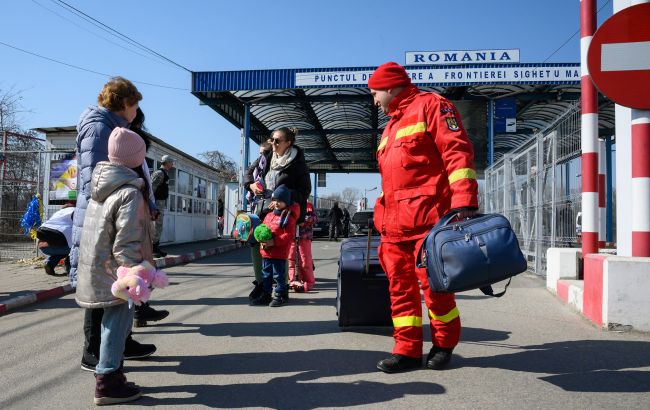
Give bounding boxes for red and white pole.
[631,110,650,256]
[580,0,599,256]
[598,139,606,248]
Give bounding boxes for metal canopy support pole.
[313,173,318,207]
[488,98,495,166]
[535,134,544,274]
[605,136,614,243]
[242,103,251,211]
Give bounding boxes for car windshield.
[316,209,329,219]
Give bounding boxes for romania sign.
[587,3,650,109]
[406,49,520,65]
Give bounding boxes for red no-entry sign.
[587,3,650,110]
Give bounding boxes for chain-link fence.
[0,131,77,261]
[484,100,597,275]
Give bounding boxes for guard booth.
[35,126,223,245]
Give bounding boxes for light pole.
[363,186,377,210]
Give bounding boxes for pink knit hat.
[108,127,146,169]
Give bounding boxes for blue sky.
[0,0,612,205]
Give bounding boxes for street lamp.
[363,186,377,209]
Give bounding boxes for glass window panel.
[169,194,176,212]
[145,157,154,175]
[168,167,177,193]
[177,171,190,196]
[194,177,206,198]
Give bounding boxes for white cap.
[161,155,174,164]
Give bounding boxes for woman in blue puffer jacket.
[72,77,161,372]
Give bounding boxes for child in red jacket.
[251,185,299,307]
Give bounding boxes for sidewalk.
[0,238,242,316]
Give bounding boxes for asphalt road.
[1,239,648,409]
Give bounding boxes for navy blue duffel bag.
[416,212,527,297]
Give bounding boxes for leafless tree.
[340,187,360,207]
[0,87,31,132]
[198,150,238,182]
[198,150,238,201]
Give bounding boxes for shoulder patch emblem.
[446,117,460,131]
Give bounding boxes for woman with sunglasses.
[245,127,311,302]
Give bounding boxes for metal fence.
[0,131,76,261]
[484,100,586,275]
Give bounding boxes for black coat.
[245,145,311,223]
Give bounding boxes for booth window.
[169,194,176,212]
[177,170,192,196]
[145,157,154,175]
[194,177,206,198]
[167,167,177,193]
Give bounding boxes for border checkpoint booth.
[34,126,223,246]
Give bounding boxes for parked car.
[312,208,330,237]
[349,209,378,236]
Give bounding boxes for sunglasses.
[272,138,286,144]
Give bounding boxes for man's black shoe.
[134,302,169,327]
[81,352,98,372]
[250,292,272,306]
[248,281,264,301]
[44,264,56,276]
[123,336,156,360]
[426,346,453,370]
[152,242,167,258]
[376,354,421,373]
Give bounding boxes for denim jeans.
[96,303,134,375]
[262,258,287,295]
[40,246,71,271]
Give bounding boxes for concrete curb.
[0,241,243,317]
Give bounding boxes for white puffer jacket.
[75,162,153,309]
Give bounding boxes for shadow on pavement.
[134,349,444,408]
[157,296,335,308]
[458,340,650,392]
[139,319,341,338]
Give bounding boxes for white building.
[35,126,223,245]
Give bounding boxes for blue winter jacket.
[69,106,128,287]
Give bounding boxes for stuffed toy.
[111,262,168,306]
[131,261,169,289]
[254,223,273,243]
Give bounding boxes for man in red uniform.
[369,62,478,373]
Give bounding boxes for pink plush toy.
[111,262,168,305]
[130,261,169,289]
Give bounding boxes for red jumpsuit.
[375,84,478,358]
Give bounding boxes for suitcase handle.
[365,218,373,275]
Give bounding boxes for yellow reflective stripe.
[392,315,422,328]
[448,168,476,185]
[428,306,459,323]
[395,122,426,140]
[377,137,388,151]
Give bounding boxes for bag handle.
[479,277,512,298]
[416,211,466,269]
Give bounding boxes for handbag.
[251,197,273,218]
[416,212,527,297]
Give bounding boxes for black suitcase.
[336,228,392,327]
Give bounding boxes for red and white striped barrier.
[0,241,243,317]
[580,0,599,256]
[631,110,650,256]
